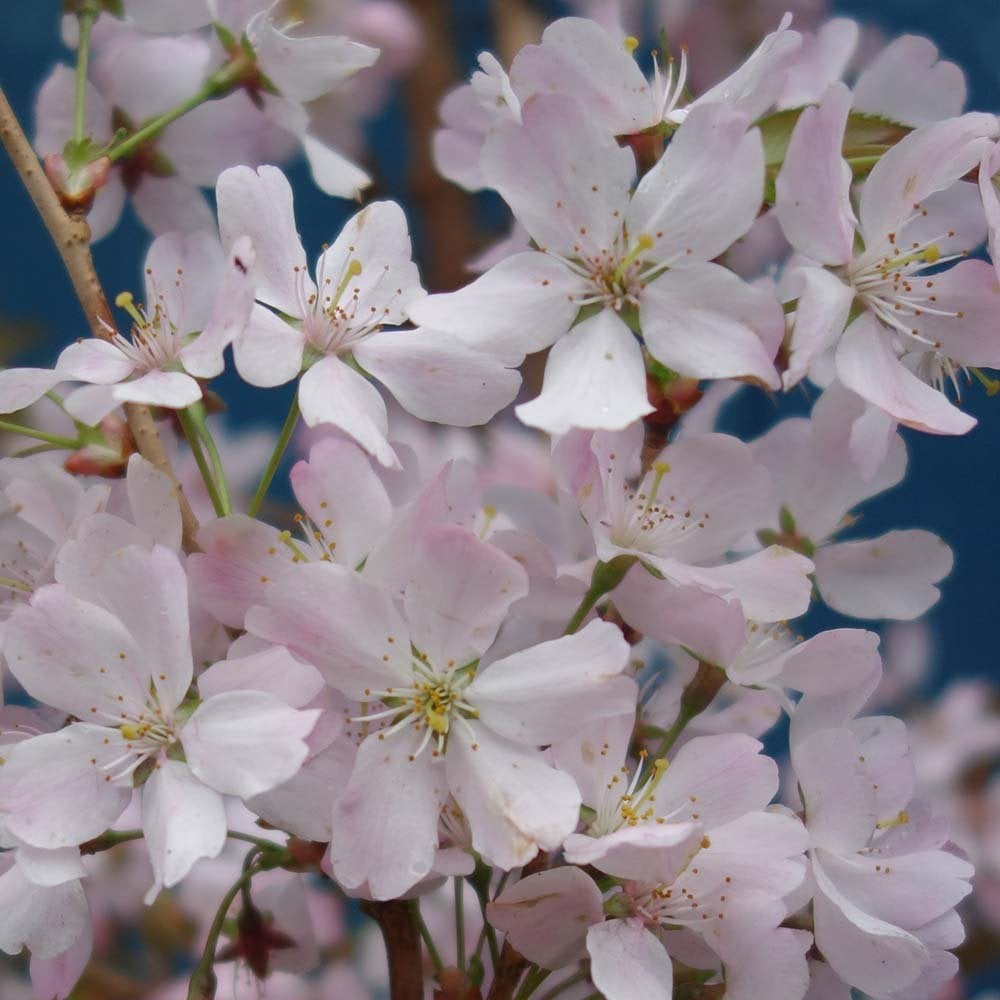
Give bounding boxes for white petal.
[628,103,764,265]
[0,368,66,414]
[0,726,131,849]
[852,35,966,128]
[640,263,782,388]
[112,370,203,409]
[56,339,135,384]
[246,561,412,699]
[774,83,856,265]
[330,729,446,899]
[815,531,953,620]
[446,724,581,870]
[482,93,635,257]
[0,863,88,959]
[216,164,310,315]
[299,355,398,468]
[406,252,585,364]
[141,759,226,903]
[517,309,653,434]
[355,328,520,426]
[469,619,635,745]
[588,919,673,1000]
[232,303,306,388]
[182,690,317,798]
[488,867,604,968]
[301,133,372,200]
[125,454,181,550]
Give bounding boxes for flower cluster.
[0,4,996,1000]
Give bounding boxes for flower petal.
[588,919,673,1000]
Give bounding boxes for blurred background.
[0,1,998,997]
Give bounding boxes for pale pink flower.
[216,165,519,465]
[775,92,1000,432]
[0,544,318,902]
[246,524,637,897]
[413,96,783,433]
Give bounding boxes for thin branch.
[0,85,200,550]
[361,899,424,1000]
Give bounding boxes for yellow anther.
[624,36,639,54]
[120,722,145,740]
[876,810,910,830]
[115,290,146,327]
[636,233,655,250]
[426,708,450,735]
[922,244,940,264]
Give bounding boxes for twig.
[0,85,200,550]
[361,899,424,1000]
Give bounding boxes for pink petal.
[446,724,581,870]
[406,251,586,364]
[859,113,997,247]
[835,314,976,435]
[469,619,634,745]
[330,729,446,899]
[812,856,927,996]
[112,370,203,409]
[792,728,876,853]
[510,17,653,135]
[182,691,317,798]
[852,35,966,127]
[355,328,520,426]
[481,93,635,258]
[132,174,216,236]
[125,454,182,551]
[143,230,224,336]
[0,726,131,849]
[299,355,398,468]
[516,309,654,434]
[0,863,89,959]
[249,12,378,103]
[314,200,424,328]
[782,267,855,389]
[29,921,92,999]
[217,165,311,316]
[488,866,604,968]
[56,339,135,384]
[197,645,325,707]
[774,83,856,266]
[0,368,66,414]
[640,263,782,388]
[246,561,412,699]
[779,629,882,696]
[564,822,704,884]
[816,531,953,620]
[402,523,528,663]
[628,104,764,266]
[5,586,149,720]
[141,759,226,903]
[587,919,673,1000]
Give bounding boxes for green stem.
[654,660,727,758]
[455,877,466,972]
[186,402,232,515]
[513,964,550,1000]
[108,53,254,164]
[247,393,300,518]
[563,555,636,635]
[470,864,501,969]
[535,968,591,1000]
[188,862,263,1000]
[177,406,227,517]
[227,831,284,851]
[73,3,98,143]
[0,419,80,450]
[408,899,444,972]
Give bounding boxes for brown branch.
[0,85,200,550]
[485,938,529,1000]
[361,899,424,1000]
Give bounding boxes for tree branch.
[361,899,424,1000]
[0,85,200,550]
